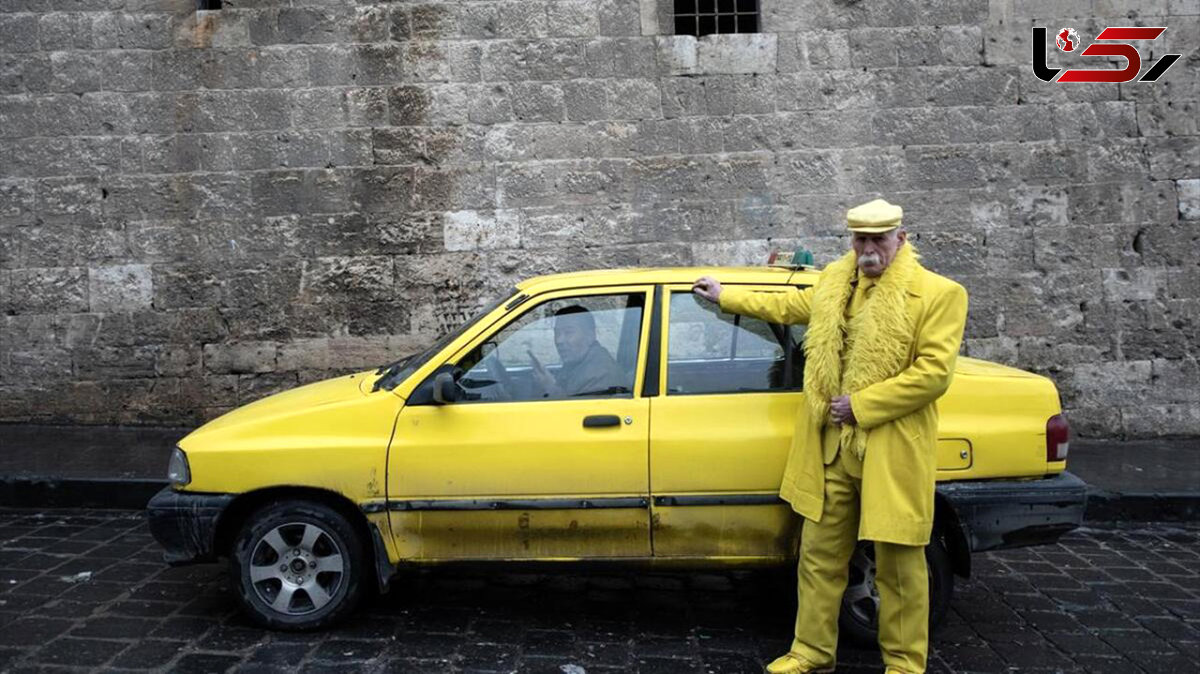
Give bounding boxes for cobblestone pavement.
[0,509,1196,673]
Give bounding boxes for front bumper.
[145,487,235,565]
[937,471,1088,552]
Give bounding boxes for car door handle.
[582,415,621,428]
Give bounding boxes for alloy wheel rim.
[844,543,881,628]
[248,521,345,615]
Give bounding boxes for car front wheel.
[837,537,954,647]
[229,500,368,630]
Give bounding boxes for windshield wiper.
[375,354,411,376]
[372,354,417,392]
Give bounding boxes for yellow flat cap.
[846,198,902,233]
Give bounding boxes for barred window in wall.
[673,0,759,37]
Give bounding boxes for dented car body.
[147,265,1086,630]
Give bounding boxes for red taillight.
[1046,414,1070,462]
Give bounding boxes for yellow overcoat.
[719,254,969,546]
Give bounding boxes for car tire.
[229,500,369,631]
[837,536,954,648]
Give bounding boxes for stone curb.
[1,477,1196,522]
[0,477,165,511]
[1083,487,1200,523]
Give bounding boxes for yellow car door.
[649,283,806,560]
[387,286,656,560]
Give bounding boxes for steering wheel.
[482,352,516,401]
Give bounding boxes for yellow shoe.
[764,652,834,674]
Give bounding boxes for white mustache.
[858,253,881,266]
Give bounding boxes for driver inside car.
[528,305,624,398]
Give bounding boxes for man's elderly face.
[554,314,595,366]
[852,228,907,277]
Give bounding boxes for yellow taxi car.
[147,257,1086,633]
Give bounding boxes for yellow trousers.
[789,446,929,673]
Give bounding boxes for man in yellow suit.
[692,199,969,674]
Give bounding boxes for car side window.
[667,290,804,395]
[453,292,646,403]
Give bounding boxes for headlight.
[167,447,191,486]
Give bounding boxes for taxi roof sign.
[767,247,815,270]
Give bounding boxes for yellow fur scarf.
[802,242,920,459]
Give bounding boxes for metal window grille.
[673,0,759,37]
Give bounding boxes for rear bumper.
[937,471,1088,552]
[145,487,235,565]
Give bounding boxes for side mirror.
[432,372,460,404]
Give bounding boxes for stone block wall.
[0,0,1197,436]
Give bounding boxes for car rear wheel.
[838,537,953,647]
[229,500,368,630]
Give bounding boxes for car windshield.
[373,288,518,392]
